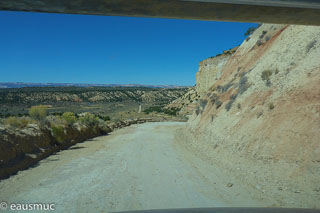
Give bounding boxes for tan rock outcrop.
[196,47,238,96]
[168,47,239,116]
[177,24,320,208]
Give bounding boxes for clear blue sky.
[0,11,257,86]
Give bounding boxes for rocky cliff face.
[166,87,199,115]
[177,24,320,208]
[196,47,238,96]
[166,47,238,115]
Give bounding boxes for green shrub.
[195,106,201,115]
[244,27,257,36]
[239,75,250,94]
[256,40,263,46]
[259,30,268,39]
[50,112,63,116]
[269,103,275,110]
[51,125,65,143]
[225,100,234,111]
[261,70,273,87]
[143,106,163,114]
[261,70,273,81]
[96,115,111,121]
[225,92,240,112]
[230,94,238,101]
[200,99,208,109]
[209,93,219,104]
[62,112,77,125]
[79,113,100,127]
[237,103,241,110]
[104,115,111,121]
[29,105,47,121]
[163,107,180,116]
[143,106,180,116]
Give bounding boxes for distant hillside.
[0,86,188,106]
[0,82,188,89]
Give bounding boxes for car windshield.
[0,1,319,212]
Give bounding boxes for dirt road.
[0,122,272,212]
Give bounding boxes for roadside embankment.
[0,117,164,180]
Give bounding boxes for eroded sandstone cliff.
[177,24,320,208]
[196,46,238,96]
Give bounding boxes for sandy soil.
[0,122,275,212]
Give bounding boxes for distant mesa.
[0,82,189,89]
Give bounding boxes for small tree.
[29,105,47,121]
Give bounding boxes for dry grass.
[4,116,36,128]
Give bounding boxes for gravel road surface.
[0,122,269,212]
